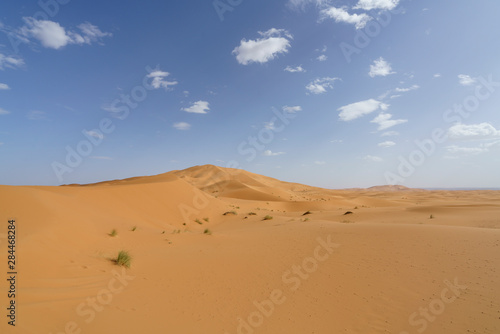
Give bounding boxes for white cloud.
[264,121,276,130]
[354,0,400,10]
[0,108,10,115]
[173,122,191,130]
[369,57,395,77]
[370,112,408,131]
[321,7,371,30]
[458,74,476,86]
[233,28,292,65]
[0,54,24,70]
[445,145,489,155]
[264,150,285,156]
[395,85,419,92]
[314,161,326,165]
[147,70,178,90]
[27,110,46,120]
[306,77,340,94]
[364,155,383,162]
[378,141,396,147]
[381,131,399,137]
[84,130,104,140]
[287,0,328,10]
[182,101,210,114]
[0,83,10,90]
[283,105,302,113]
[433,73,442,78]
[338,99,388,121]
[73,22,112,45]
[448,123,500,140]
[331,139,343,143]
[19,18,111,49]
[317,55,327,61]
[284,65,306,73]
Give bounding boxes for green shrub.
[115,250,132,268]
[263,215,273,221]
[109,229,118,237]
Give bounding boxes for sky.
[1,0,500,188]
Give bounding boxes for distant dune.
[1,165,499,334]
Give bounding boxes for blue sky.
[1,0,499,188]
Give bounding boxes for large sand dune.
[1,165,499,333]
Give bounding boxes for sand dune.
[1,165,499,334]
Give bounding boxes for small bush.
[203,217,209,222]
[109,229,118,237]
[131,226,137,232]
[302,211,312,216]
[429,214,434,219]
[204,229,212,235]
[115,250,132,268]
[343,211,354,215]
[195,219,203,225]
[248,212,257,216]
[223,211,237,216]
[263,215,273,221]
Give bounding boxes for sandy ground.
[1,164,499,334]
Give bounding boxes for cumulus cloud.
[381,131,399,137]
[0,107,10,115]
[287,0,328,10]
[354,0,400,11]
[233,28,292,65]
[369,57,395,77]
[364,155,383,162]
[18,18,111,49]
[395,85,419,92]
[306,77,340,94]
[0,53,24,70]
[147,70,178,90]
[263,150,286,156]
[338,99,388,121]
[317,54,327,61]
[448,123,500,140]
[173,122,191,130]
[283,105,302,113]
[0,83,10,90]
[284,65,306,73]
[370,112,408,131]
[445,145,489,155]
[183,101,210,114]
[378,141,396,147]
[320,7,371,30]
[458,74,476,86]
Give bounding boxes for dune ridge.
[1,165,499,334]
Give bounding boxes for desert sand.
[1,164,499,334]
